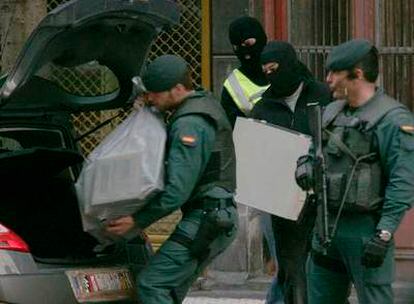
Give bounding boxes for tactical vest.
[223,69,269,116]
[322,91,404,212]
[170,90,236,196]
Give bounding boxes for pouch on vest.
[327,173,346,206]
[327,159,383,212]
[345,165,374,210]
[353,163,383,211]
[325,127,345,157]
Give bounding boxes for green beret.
[142,55,188,92]
[326,39,373,71]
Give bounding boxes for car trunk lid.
[0,0,180,112]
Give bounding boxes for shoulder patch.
[181,135,197,146]
[400,125,414,134]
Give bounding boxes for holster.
[171,198,235,261]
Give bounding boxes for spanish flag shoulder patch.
[181,135,197,146]
[400,125,414,134]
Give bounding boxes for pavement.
[182,275,414,304]
[184,276,267,304]
[184,298,264,304]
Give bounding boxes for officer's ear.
[173,83,187,93]
[348,67,364,81]
[169,83,187,102]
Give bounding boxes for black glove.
[295,154,314,191]
[361,235,391,268]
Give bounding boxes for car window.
[0,136,22,151]
[0,128,79,181]
[0,128,66,151]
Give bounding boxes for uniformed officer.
[296,39,414,304]
[106,55,238,304]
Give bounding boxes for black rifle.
[308,102,331,251]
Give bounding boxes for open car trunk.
[0,148,104,260]
[0,136,151,269]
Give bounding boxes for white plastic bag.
[75,106,166,244]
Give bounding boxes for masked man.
[251,41,331,304]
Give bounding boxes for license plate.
[66,267,135,302]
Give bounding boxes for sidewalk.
[186,275,414,304]
[185,276,267,303]
[184,298,264,304]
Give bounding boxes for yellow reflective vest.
[223,69,269,116]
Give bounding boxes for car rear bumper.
[0,267,138,304]
[0,271,80,304]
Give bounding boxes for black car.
[0,0,179,303]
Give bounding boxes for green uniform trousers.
[307,213,394,304]
[136,207,238,304]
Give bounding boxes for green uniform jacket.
[374,103,414,233]
[133,93,226,229]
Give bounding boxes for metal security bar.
[289,0,351,81]
[378,0,414,110]
[289,0,414,110]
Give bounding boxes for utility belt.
[182,197,236,213]
[171,197,236,261]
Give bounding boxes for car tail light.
[0,223,29,252]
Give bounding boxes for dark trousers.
[136,208,238,304]
[272,209,315,304]
[307,213,394,304]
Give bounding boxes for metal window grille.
[378,0,414,110]
[0,0,203,154]
[289,0,351,81]
[43,0,204,154]
[289,0,413,110]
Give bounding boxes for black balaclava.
[229,16,267,77]
[261,41,312,98]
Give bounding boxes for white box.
[233,117,311,220]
